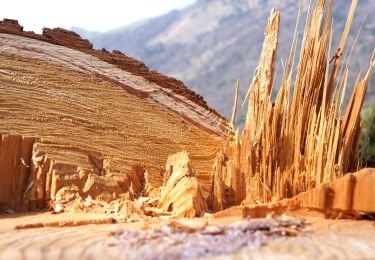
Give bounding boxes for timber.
[0,22,230,211]
[0,0,375,258]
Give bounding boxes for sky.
[0,0,196,33]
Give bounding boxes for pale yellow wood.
[1,213,374,259]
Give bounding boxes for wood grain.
[0,213,374,259]
[0,33,230,210]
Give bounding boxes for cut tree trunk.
[0,20,231,211]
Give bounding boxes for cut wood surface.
[0,213,374,259]
[214,168,375,219]
[232,219,375,260]
[0,26,231,211]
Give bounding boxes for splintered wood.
[214,168,375,219]
[157,151,207,218]
[211,0,374,209]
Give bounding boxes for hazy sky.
[0,0,196,33]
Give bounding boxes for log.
[0,20,231,211]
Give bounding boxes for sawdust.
[105,214,309,259]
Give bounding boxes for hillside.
[76,0,375,122]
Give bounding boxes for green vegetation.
[360,105,375,162]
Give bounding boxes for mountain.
[75,0,375,122]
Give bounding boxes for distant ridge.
[78,0,375,121]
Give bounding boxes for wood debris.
[157,151,208,218]
[210,0,374,212]
[105,215,308,259]
[213,168,375,219]
[14,217,117,230]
